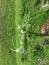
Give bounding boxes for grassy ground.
[0,0,16,65]
[0,0,49,65]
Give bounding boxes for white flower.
[21,29,25,34]
[21,29,24,33]
[16,48,20,52]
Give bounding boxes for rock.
[42,39,49,45]
[41,23,49,35]
[38,58,45,65]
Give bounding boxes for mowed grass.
[0,0,16,65]
[0,0,49,65]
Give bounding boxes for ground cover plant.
[0,0,49,65]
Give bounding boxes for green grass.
[0,0,49,65]
[0,0,16,65]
